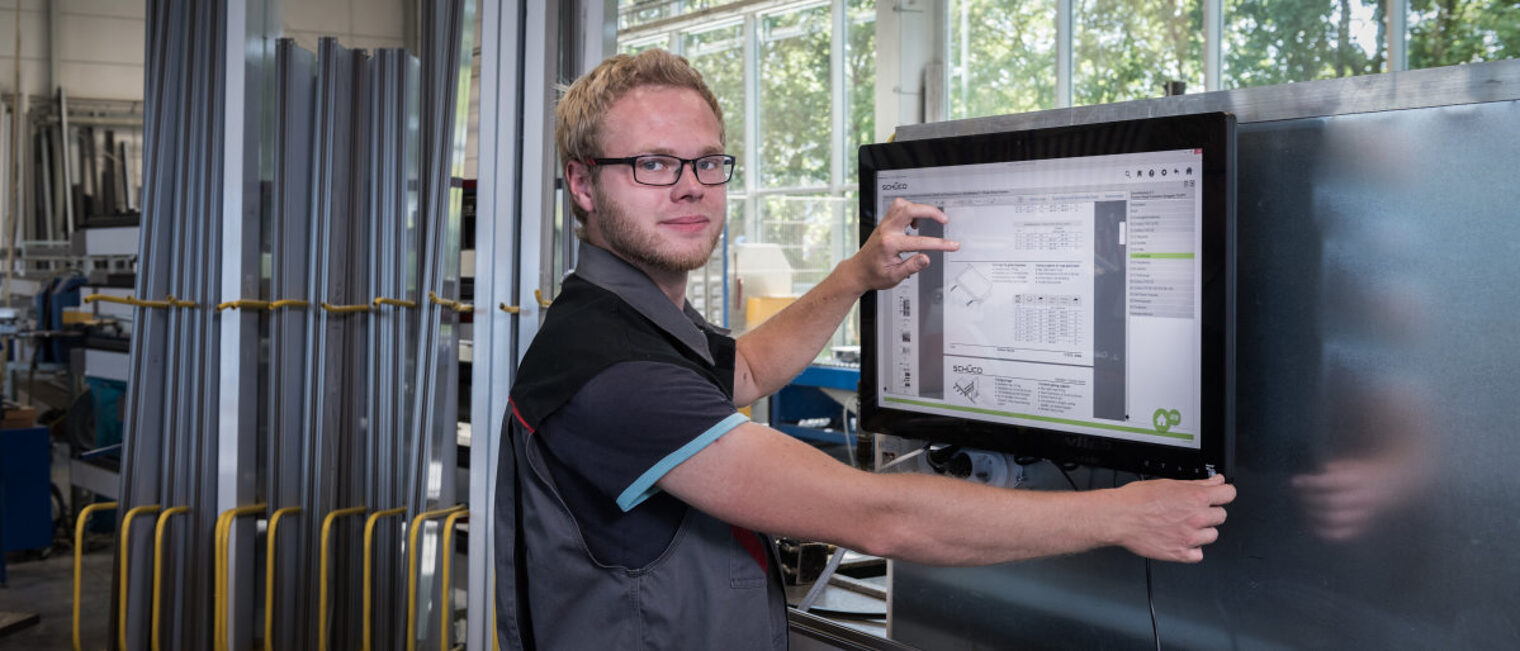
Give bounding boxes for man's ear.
[566,159,597,215]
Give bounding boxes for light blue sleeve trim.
[615,412,751,512]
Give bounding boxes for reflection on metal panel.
[890,78,1520,649]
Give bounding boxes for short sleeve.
[536,360,749,512]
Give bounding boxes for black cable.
[925,443,961,472]
[1133,472,1161,651]
[1146,558,1160,650]
[1051,460,1079,491]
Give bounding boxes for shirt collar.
[571,241,727,365]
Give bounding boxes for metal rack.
[83,1,476,649]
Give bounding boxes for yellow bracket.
[214,504,267,651]
[318,506,369,651]
[321,302,372,314]
[83,294,188,309]
[362,506,408,651]
[118,504,162,651]
[439,510,469,651]
[428,291,474,313]
[83,294,135,306]
[533,289,552,308]
[497,302,521,314]
[406,504,466,651]
[73,501,117,651]
[216,299,269,311]
[264,506,302,651]
[373,296,419,309]
[151,506,190,651]
[215,299,310,312]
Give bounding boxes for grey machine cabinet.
[886,58,1520,650]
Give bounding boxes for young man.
[495,49,1236,650]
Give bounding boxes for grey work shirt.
[533,243,756,567]
[497,241,788,650]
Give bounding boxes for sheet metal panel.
[467,1,525,648]
[267,37,315,651]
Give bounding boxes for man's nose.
[671,160,707,197]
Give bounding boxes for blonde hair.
[556,49,725,229]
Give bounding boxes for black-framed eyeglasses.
[587,154,736,186]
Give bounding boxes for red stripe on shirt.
[731,524,769,573]
[509,398,536,435]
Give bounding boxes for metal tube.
[268,37,315,651]
[263,506,302,651]
[188,7,224,646]
[150,506,190,651]
[213,504,265,651]
[362,506,408,651]
[73,502,118,651]
[469,2,529,642]
[437,510,468,651]
[1057,0,1073,108]
[317,505,368,651]
[1388,0,1409,72]
[406,504,465,651]
[118,504,162,651]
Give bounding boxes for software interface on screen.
[876,148,1204,449]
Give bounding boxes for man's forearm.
[856,471,1230,565]
[732,258,866,405]
[843,472,1123,566]
[663,422,1120,565]
[662,422,1234,567]
[729,199,958,406]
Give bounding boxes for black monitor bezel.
[858,113,1235,480]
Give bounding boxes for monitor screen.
[858,113,1235,479]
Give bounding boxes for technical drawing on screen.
[859,114,1234,479]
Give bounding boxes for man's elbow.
[730,366,763,407]
[849,532,899,560]
[842,512,921,561]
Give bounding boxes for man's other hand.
[850,198,960,291]
[1109,474,1236,563]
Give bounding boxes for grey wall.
[0,0,146,101]
[888,64,1520,650]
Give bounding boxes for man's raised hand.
[850,198,960,291]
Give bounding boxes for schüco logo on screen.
[881,182,908,191]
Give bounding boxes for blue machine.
[0,426,53,585]
[37,274,89,364]
[771,364,860,446]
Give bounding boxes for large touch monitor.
[858,113,1234,479]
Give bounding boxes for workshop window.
[943,0,1519,117]
[1076,0,1204,103]
[950,0,1059,116]
[760,5,833,190]
[1407,0,1520,69]
[1223,0,1387,87]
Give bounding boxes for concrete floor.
[0,541,113,650]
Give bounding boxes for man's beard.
[592,183,721,273]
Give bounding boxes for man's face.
[571,85,727,273]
